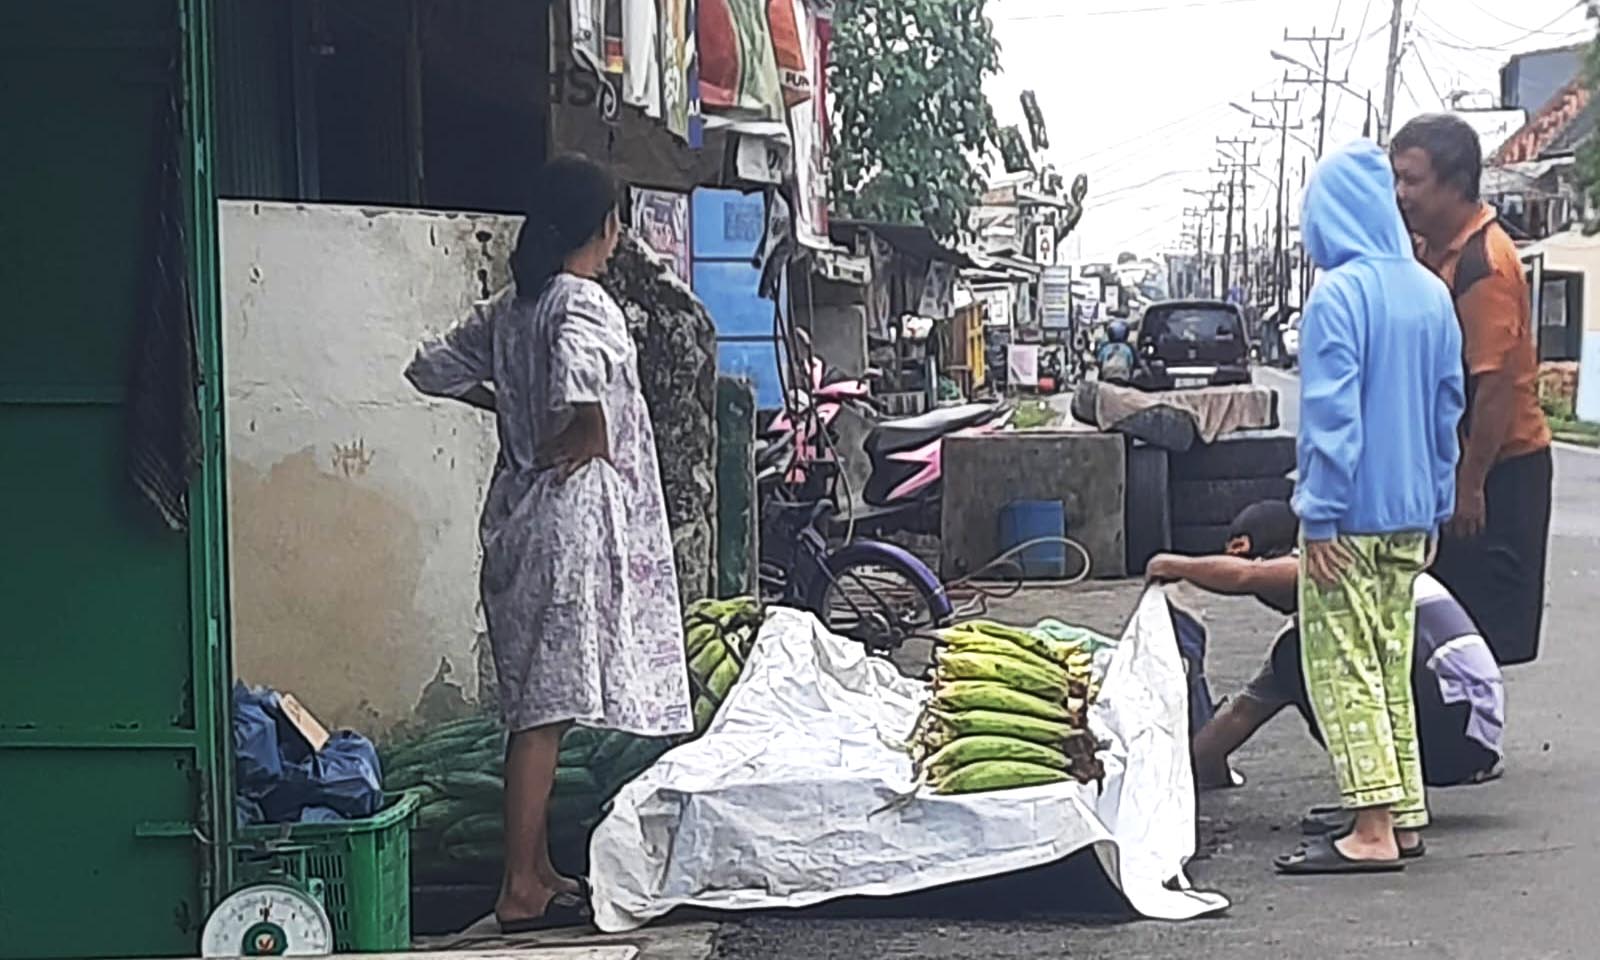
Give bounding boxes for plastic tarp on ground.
[588,589,1230,931]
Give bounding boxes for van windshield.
[1142,306,1241,343]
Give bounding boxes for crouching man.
[1150,501,1505,831]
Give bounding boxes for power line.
[1412,2,1589,52]
[1054,101,1231,172]
[1461,0,1590,37]
[1329,0,1378,134]
[1085,167,1210,205]
[1409,40,1448,107]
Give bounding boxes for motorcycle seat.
[865,403,999,457]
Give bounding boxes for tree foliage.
[1580,12,1600,230]
[827,0,1004,240]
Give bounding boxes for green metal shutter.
[0,1,232,957]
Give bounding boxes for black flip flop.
[1274,834,1406,875]
[497,891,595,934]
[1399,836,1426,860]
[1300,803,1355,836]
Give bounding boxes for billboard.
[1040,266,1072,330]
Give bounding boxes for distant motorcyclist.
[1095,320,1136,384]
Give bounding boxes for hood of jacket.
[1301,138,1412,270]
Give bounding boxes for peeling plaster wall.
[221,201,517,732]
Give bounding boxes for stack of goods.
[911,620,1105,794]
[384,595,763,884]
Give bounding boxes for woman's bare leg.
[496,723,577,923]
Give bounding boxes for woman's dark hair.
[510,153,620,299]
[1391,113,1483,202]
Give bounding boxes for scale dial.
[200,884,334,957]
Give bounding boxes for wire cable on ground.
[943,536,1094,620]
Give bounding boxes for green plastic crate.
[236,791,420,952]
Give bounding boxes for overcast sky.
[983,0,1595,263]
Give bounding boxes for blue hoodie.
[1293,139,1465,542]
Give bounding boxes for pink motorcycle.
[760,354,877,492]
[854,401,1013,536]
[758,347,1012,537]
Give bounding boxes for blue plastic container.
[998,500,1068,579]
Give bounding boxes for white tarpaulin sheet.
[588,589,1229,931]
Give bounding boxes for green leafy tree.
[827,0,1004,240]
[1579,5,1600,230]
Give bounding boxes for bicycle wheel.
[811,541,952,657]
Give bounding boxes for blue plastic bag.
[232,684,385,825]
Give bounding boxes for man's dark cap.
[1227,500,1298,559]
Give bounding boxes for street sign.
[1041,266,1072,330]
[1035,224,1056,266]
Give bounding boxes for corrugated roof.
[1541,93,1600,157]
[1495,80,1591,164]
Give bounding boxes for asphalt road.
[700,370,1600,960]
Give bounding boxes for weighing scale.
[199,883,334,957]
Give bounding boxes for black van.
[1131,299,1253,391]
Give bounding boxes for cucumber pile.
[384,595,763,884]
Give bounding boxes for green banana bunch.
[913,617,1111,796]
[933,648,1070,699]
[931,759,1071,794]
[924,707,1076,747]
[931,680,1071,722]
[921,735,1070,781]
[685,595,762,736]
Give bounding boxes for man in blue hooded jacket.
[1275,140,1465,875]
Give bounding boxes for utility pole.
[1299,155,1312,299]
[1217,137,1260,303]
[1250,92,1302,332]
[1182,208,1206,297]
[1209,162,1237,298]
[1379,0,1406,144]
[1183,186,1225,297]
[1282,27,1345,157]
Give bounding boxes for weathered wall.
[222,202,513,731]
[221,202,719,732]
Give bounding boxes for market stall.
[589,591,1229,928]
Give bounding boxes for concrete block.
[942,431,1127,580]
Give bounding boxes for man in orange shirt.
[1390,114,1553,666]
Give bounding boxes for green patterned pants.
[1298,532,1429,830]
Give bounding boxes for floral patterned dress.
[406,274,692,736]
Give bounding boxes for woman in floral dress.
[405,155,691,930]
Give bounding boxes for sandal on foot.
[497,892,594,934]
[1274,834,1406,875]
[1300,804,1355,836]
[1399,837,1426,860]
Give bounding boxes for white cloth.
[1007,344,1040,387]
[405,276,691,737]
[623,0,661,117]
[587,591,1229,931]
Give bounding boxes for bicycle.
[757,497,954,659]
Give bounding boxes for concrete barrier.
[942,431,1127,580]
